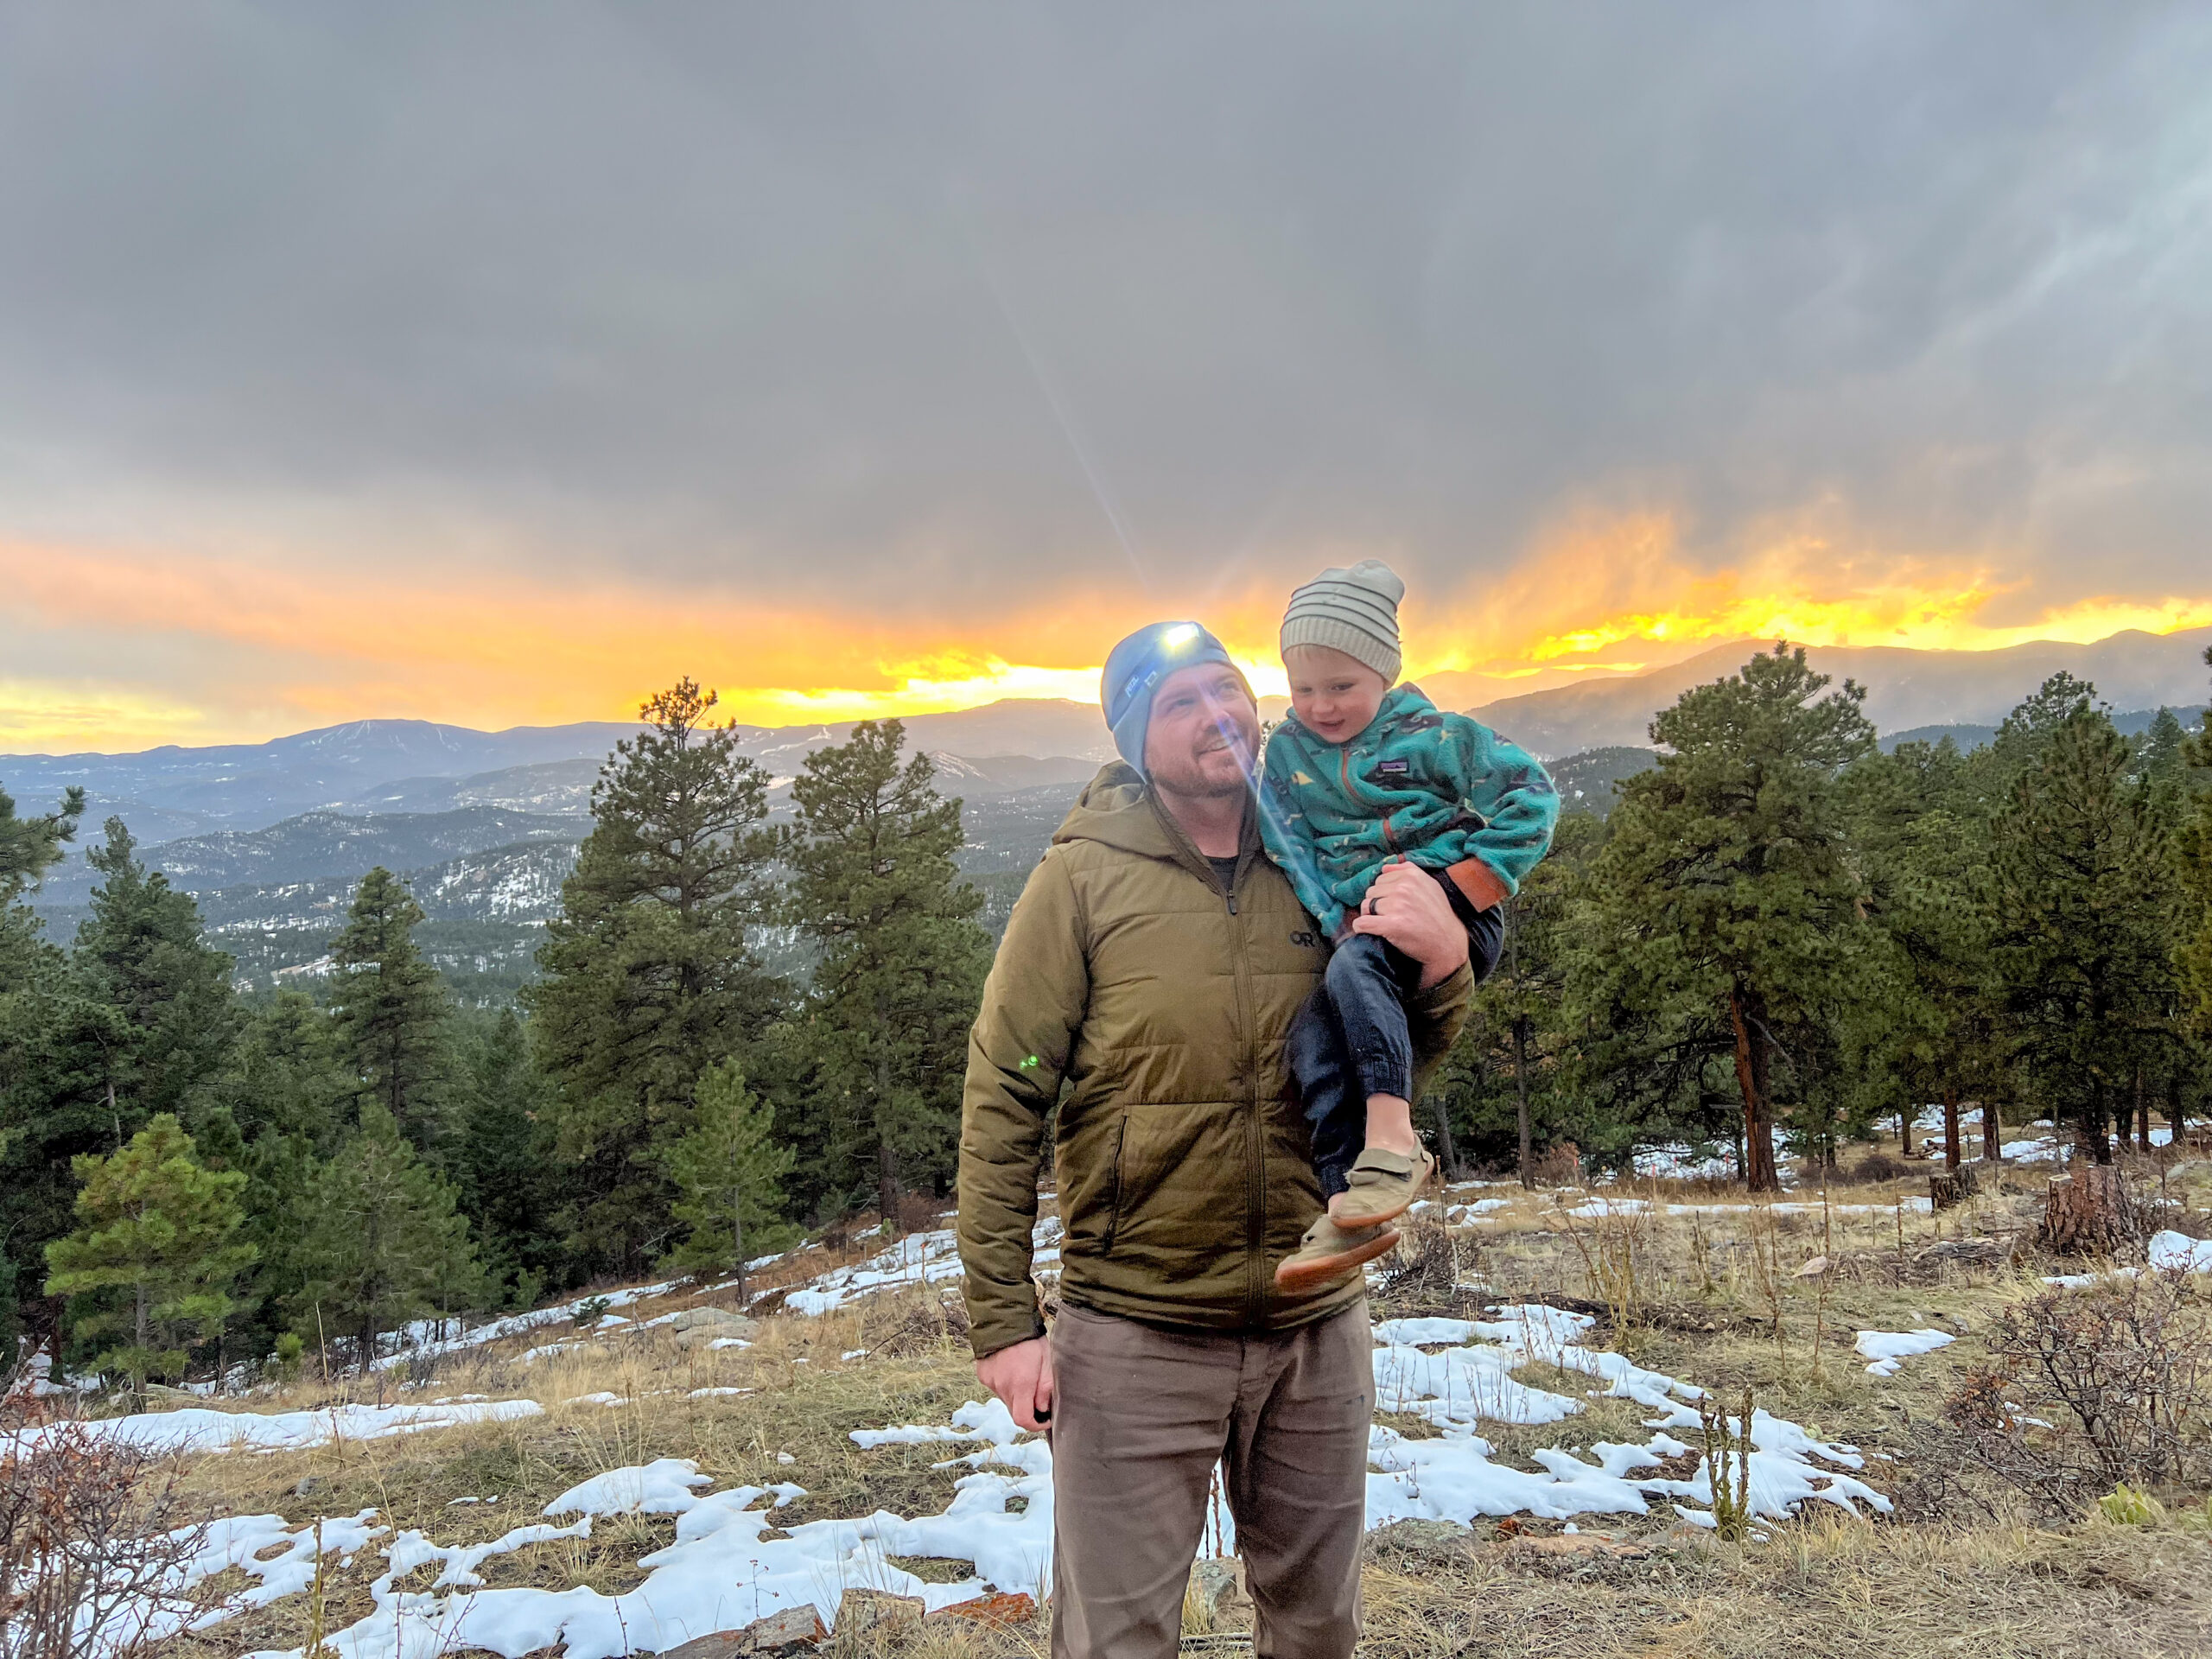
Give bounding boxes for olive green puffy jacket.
[956,761,1473,1359]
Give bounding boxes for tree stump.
[1929,1165,1980,1210]
[2041,1164,2138,1255]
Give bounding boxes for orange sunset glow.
[6,523,2208,753]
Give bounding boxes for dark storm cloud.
[2,2,2208,610]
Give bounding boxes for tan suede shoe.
[1325,1146,1436,1229]
[1273,1213,1402,1294]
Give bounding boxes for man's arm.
[957,849,1090,1361]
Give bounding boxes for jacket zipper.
[1226,863,1264,1321]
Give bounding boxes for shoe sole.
[1273,1225,1402,1293]
[1327,1160,1437,1230]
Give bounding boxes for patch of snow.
[233,1404,1040,1658]
[2046,1230,2212,1288]
[2151,1230,2212,1273]
[544,1459,713,1518]
[1853,1329,1955,1376]
[374,1280,684,1371]
[1,1399,542,1459]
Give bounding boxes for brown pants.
[1047,1299,1372,1659]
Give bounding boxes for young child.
[1259,560,1559,1290]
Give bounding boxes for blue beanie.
[1100,621,1246,772]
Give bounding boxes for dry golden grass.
[139,1155,2212,1656]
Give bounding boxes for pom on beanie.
[1279,559,1404,684]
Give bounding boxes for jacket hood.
[1053,760,1255,870]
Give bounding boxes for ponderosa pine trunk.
[731,1181,747,1302]
[1728,983,1779,1193]
[1513,1013,1535,1189]
[1430,1094,1461,1183]
[1942,1087,1961,1172]
[2083,1074,2113,1166]
[2136,1066,2152,1154]
[130,1280,149,1412]
[1981,1100,1999,1162]
[874,982,900,1230]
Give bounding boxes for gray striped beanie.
[1279,559,1404,684]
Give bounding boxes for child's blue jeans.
[1287,893,1503,1200]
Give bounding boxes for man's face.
[1143,662,1258,798]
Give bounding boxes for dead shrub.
[1841,1150,1913,1185]
[0,1422,229,1658]
[868,1292,970,1358]
[1372,1222,1471,1314]
[1526,1142,1582,1187]
[1902,1270,2212,1518]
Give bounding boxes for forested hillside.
[3,653,2211,1397]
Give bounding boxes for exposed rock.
[671,1307,760,1333]
[929,1591,1038,1628]
[659,1605,828,1656]
[1794,1255,1830,1279]
[1189,1555,1249,1622]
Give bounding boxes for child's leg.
[1285,986,1363,1203]
[1320,936,1426,1171]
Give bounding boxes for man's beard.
[1153,745,1249,801]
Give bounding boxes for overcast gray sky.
[3,3,2209,747]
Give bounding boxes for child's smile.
[1284,644,1389,746]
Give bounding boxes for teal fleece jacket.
[1258,683,1559,938]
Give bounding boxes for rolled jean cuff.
[1351,1047,1412,1103]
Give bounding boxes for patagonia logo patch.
[1376,759,1410,774]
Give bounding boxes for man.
[957,620,1474,1658]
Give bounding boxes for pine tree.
[0,907,71,1348]
[220,990,355,1154]
[1840,739,2005,1169]
[528,678,783,1273]
[329,868,452,1149]
[1991,704,2171,1160]
[2178,650,2212,1029]
[661,1061,794,1294]
[1987,671,2099,785]
[1471,812,1601,1185]
[72,817,240,1128]
[775,721,991,1224]
[3,820,238,1342]
[449,1006,564,1300]
[42,1115,254,1402]
[293,1103,482,1370]
[1567,645,1875,1191]
[0,781,84,902]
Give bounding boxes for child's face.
[1284,644,1389,744]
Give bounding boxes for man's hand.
[1352,859,1471,988]
[975,1336,1056,1433]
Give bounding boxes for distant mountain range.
[10,629,2208,991]
[1464,626,2212,757]
[0,700,1131,839]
